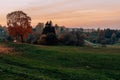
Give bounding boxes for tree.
[42,21,56,35]
[58,32,86,46]
[72,31,86,46]
[41,21,57,45]
[97,30,105,44]
[111,33,116,44]
[58,32,76,46]
[35,23,44,35]
[46,33,58,45]
[7,11,32,42]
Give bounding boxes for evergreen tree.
[42,21,56,34]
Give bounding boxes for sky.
[0,0,120,29]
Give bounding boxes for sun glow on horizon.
[0,0,120,29]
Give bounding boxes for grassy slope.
[0,42,120,80]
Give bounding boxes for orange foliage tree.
[7,11,32,42]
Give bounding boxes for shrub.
[46,33,58,45]
[58,32,86,46]
[38,34,47,45]
[58,32,77,46]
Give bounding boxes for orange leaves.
[8,25,32,38]
[7,11,32,42]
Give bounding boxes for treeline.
[3,11,86,46]
[0,23,120,46]
[0,11,120,46]
[27,21,86,46]
[87,28,120,45]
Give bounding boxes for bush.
[37,34,47,45]
[46,33,58,45]
[58,32,77,46]
[58,32,86,46]
[27,33,40,44]
[6,36,14,42]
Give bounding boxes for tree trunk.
[20,35,24,43]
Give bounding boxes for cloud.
[0,0,120,29]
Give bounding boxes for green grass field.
[0,42,120,80]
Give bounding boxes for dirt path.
[0,45,13,54]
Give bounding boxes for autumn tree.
[7,11,32,42]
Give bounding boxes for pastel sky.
[0,0,120,29]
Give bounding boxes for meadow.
[0,42,120,80]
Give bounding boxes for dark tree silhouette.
[7,11,32,42]
[42,21,57,45]
[42,21,56,34]
[46,33,58,45]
